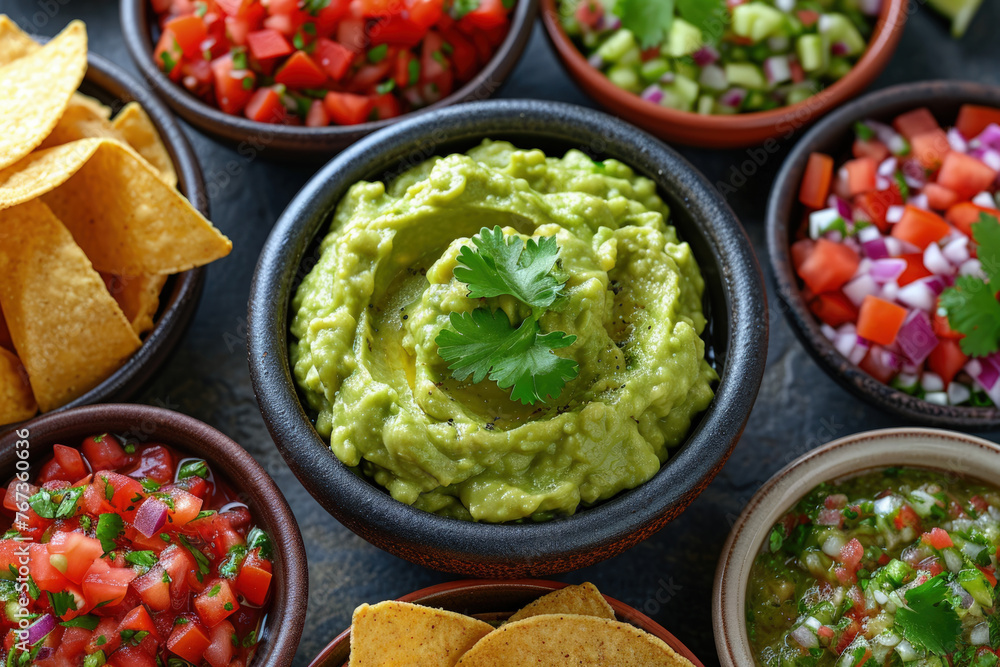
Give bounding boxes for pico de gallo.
[748,467,1000,666]
[559,0,877,115]
[793,105,1000,409]
[150,0,516,125]
[0,433,274,667]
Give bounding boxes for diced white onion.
[971,623,990,646]
[886,206,905,224]
[973,191,998,209]
[948,382,972,405]
[923,372,945,392]
[924,391,948,405]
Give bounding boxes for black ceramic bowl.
[247,99,768,577]
[767,80,1000,429]
[0,404,308,666]
[119,0,539,160]
[3,48,206,432]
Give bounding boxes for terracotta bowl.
[247,99,768,577]
[767,80,1000,429]
[539,0,908,148]
[0,404,308,666]
[714,427,1000,667]
[308,579,706,667]
[119,0,539,159]
[1,49,206,434]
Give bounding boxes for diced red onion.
[692,46,720,66]
[974,123,1000,152]
[971,148,1000,172]
[719,87,747,108]
[855,257,873,277]
[821,323,837,342]
[26,614,55,645]
[849,336,870,364]
[972,191,997,209]
[842,236,861,254]
[867,121,907,155]
[897,311,938,365]
[859,0,883,14]
[835,330,858,358]
[924,275,950,295]
[698,64,728,90]
[830,41,850,56]
[948,382,972,405]
[764,55,791,84]
[878,157,898,177]
[925,391,949,405]
[910,193,929,210]
[816,508,844,526]
[923,371,945,392]
[900,361,921,375]
[791,624,819,649]
[641,85,664,105]
[942,236,971,265]
[967,357,1000,396]
[857,225,881,243]
[134,497,170,538]
[897,279,936,311]
[960,258,987,279]
[886,206,905,224]
[660,72,675,85]
[870,258,907,283]
[218,501,249,514]
[862,237,889,260]
[902,159,927,189]
[881,280,900,302]
[588,53,604,69]
[35,648,53,661]
[876,175,891,190]
[923,242,954,275]
[948,127,969,153]
[830,195,853,221]
[844,274,879,306]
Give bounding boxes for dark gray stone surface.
[4,0,1000,663]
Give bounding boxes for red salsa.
[150,0,516,125]
[0,433,274,667]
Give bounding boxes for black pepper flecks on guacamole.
[288,140,717,523]
[748,468,1000,667]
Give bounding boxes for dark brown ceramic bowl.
[767,80,1000,429]
[308,579,706,667]
[1,48,206,433]
[119,0,538,159]
[0,404,308,666]
[247,99,768,577]
[539,0,907,148]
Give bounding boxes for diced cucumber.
[640,58,671,83]
[4,600,18,624]
[827,57,853,80]
[744,90,773,111]
[926,0,985,37]
[732,2,787,43]
[819,13,867,56]
[674,59,700,82]
[661,74,700,112]
[725,62,767,90]
[665,18,702,58]
[618,46,642,67]
[959,568,994,608]
[696,95,715,115]
[596,29,637,64]
[787,86,815,105]
[796,34,828,72]
[607,65,641,92]
[883,558,914,587]
[728,46,750,62]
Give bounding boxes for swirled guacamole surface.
[289,140,716,522]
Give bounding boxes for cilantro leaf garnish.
[450,0,480,19]
[894,575,961,656]
[676,0,726,42]
[939,276,1000,357]
[47,591,78,618]
[246,527,272,560]
[177,535,211,582]
[124,551,158,571]
[61,615,99,630]
[974,213,1000,286]
[436,309,578,405]
[453,226,565,310]
[95,513,124,555]
[177,459,209,481]
[615,0,675,49]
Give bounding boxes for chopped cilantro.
[939,214,1000,357]
[207,584,221,597]
[178,459,210,481]
[376,79,396,94]
[47,590,78,618]
[96,513,124,555]
[140,478,162,493]
[124,551,158,570]
[247,527,273,560]
[894,575,961,655]
[61,615,99,630]
[615,0,674,49]
[177,535,211,582]
[367,44,388,63]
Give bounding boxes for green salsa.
[747,468,1000,666]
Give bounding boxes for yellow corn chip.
[70,92,113,119]
[113,102,178,188]
[0,347,36,426]
[0,20,87,170]
[0,306,11,351]
[507,583,616,623]
[456,614,694,667]
[39,98,126,150]
[0,199,141,412]
[350,601,493,667]
[0,15,35,66]
[0,138,231,275]
[102,273,168,336]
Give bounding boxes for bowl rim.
[118,0,540,150]
[765,79,1000,428]
[246,97,768,575]
[712,427,1000,667]
[307,578,706,667]
[0,403,309,667]
[538,0,909,136]
[2,47,207,433]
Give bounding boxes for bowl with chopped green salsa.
[540,0,908,148]
[715,427,1000,667]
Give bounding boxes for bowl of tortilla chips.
[0,18,233,429]
[309,581,704,667]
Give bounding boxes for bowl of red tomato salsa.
[0,404,307,667]
[768,80,1000,429]
[120,0,539,158]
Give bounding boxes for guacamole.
[289,141,716,522]
[748,468,1000,667]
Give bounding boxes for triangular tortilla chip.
[0,199,141,412]
[113,102,178,188]
[507,583,616,623]
[0,347,36,426]
[456,614,694,666]
[0,138,231,274]
[40,98,127,150]
[0,15,36,66]
[350,601,493,667]
[101,273,168,336]
[0,21,86,170]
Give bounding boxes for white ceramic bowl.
[713,428,1000,666]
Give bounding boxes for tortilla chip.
[101,273,167,336]
[0,21,87,171]
[0,138,231,275]
[112,103,178,188]
[0,307,11,351]
[39,98,126,150]
[0,16,36,66]
[507,583,616,623]
[350,601,493,667]
[456,615,694,667]
[0,347,36,426]
[70,92,112,120]
[0,199,141,413]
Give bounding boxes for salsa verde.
[748,468,1000,666]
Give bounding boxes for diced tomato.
[834,566,856,585]
[799,153,834,209]
[29,543,70,594]
[313,0,352,35]
[236,550,272,606]
[324,91,373,125]
[407,0,443,30]
[132,445,175,485]
[809,292,859,328]
[923,182,959,211]
[244,87,286,123]
[262,12,299,36]
[840,157,878,197]
[857,296,907,346]
[3,478,35,513]
[420,29,448,82]
[574,0,603,28]
[796,9,819,26]
[82,559,137,609]
[117,605,161,644]
[369,92,401,121]
[167,618,212,663]
[133,566,172,612]
[911,130,950,170]
[337,17,368,52]
[854,185,903,232]
[165,16,208,59]
[458,0,509,31]
[246,28,293,61]
[937,151,998,201]
[918,555,944,577]
[194,579,240,627]
[52,444,88,481]
[215,0,252,16]
[894,504,922,532]
[891,206,951,250]
[314,37,354,80]
[921,527,954,550]
[305,99,330,127]
[187,511,246,558]
[946,202,998,238]
[351,61,393,93]
[93,471,145,522]
[790,239,815,271]
[893,108,941,140]
[370,16,423,47]
[153,29,185,82]
[897,253,933,287]
[839,538,864,569]
[817,625,835,640]
[835,618,861,655]
[933,309,963,339]
[160,544,197,598]
[204,620,235,667]
[852,138,890,164]
[796,238,860,294]
[956,104,1000,140]
[979,566,999,587]
[36,458,73,485]
[211,54,256,115]
[394,49,417,87]
[927,338,968,385]
[274,50,328,88]
[441,28,478,82]
[81,434,128,475]
[107,646,158,667]
[47,531,102,584]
